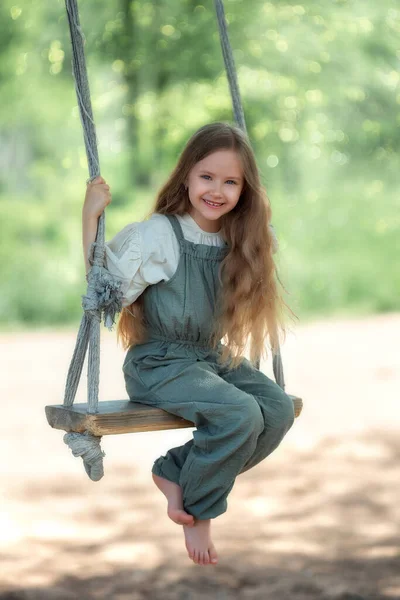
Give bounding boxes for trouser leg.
[219,356,295,474]
[153,356,295,484]
[152,439,193,484]
[125,359,264,520]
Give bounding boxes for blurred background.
[1,0,399,598]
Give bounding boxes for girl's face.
[186,149,244,233]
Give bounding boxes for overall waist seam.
[147,333,215,348]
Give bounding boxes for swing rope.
[62,0,123,480]
[61,0,286,480]
[213,0,285,383]
[213,0,247,133]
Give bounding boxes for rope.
[63,0,123,412]
[213,0,247,133]
[64,432,105,481]
[61,0,124,480]
[213,0,285,389]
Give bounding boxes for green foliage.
[0,0,399,327]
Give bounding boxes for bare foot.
[152,473,194,527]
[183,519,218,566]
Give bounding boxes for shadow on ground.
[1,430,399,600]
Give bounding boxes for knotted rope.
[213,0,286,386]
[62,0,124,479]
[64,432,105,481]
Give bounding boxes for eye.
[200,174,211,180]
[226,180,237,185]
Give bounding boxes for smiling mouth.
[203,198,224,208]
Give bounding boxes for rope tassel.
[82,264,124,329]
[64,431,105,481]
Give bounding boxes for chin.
[202,211,222,220]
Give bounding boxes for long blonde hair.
[117,122,293,368]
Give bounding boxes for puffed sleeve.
[104,223,148,307]
[104,215,179,307]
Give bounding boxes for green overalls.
[123,214,294,520]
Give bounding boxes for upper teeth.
[204,199,222,206]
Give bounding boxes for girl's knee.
[237,398,264,437]
[262,390,295,431]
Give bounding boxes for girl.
[82,122,295,567]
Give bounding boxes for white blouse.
[104,212,278,307]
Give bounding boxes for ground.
[0,314,399,600]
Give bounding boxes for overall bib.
[123,214,294,520]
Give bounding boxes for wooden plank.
[45,400,194,436]
[45,396,303,437]
[290,395,303,418]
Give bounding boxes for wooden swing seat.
[45,396,303,437]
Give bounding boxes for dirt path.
[0,314,399,599]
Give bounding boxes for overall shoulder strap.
[165,214,185,243]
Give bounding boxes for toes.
[185,541,194,561]
[209,545,218,565]
[192,550,211,566]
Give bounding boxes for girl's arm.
[82,176,112,275]
[82,213,98,275]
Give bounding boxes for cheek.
[193,181,209,196]
[228,186,242,202]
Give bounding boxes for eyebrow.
[200,169,243,181]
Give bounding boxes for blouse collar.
[179,212,222,236]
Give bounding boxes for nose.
[211,181,223,199]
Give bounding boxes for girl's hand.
[83,176,112,219]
